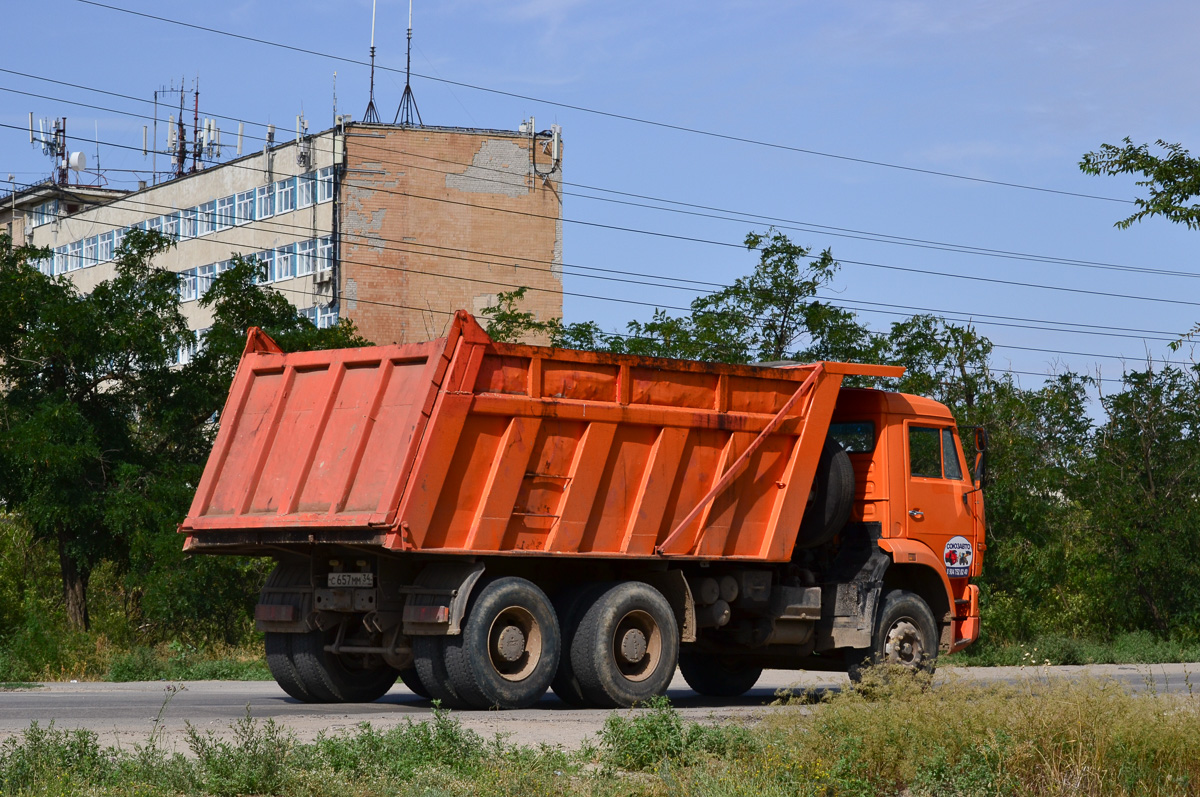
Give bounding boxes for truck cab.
[831,388,984,655]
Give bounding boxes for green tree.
[0,234,366,633]
[1073,366,1200,636]
[1080,138,1200,230]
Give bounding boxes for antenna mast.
[394,0,422,126]
[363,0,381,123]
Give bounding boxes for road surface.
[1,664,1194,751]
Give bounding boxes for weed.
[598,695,758,772]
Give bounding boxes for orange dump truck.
[182,311,985,709]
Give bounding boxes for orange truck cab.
[182,312,986,709]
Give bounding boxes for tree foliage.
[1080,138,1200,230]
[0,232,366,635]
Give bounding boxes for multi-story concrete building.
[1,120,564,354]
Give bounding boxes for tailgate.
[182,335,450,531]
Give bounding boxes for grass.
[2,667,1198,796]
[945,630,1200,667]
[0,636,270,683]
[0,683,39,691]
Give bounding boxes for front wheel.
[848,589,939,683]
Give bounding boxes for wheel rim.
[611,609,662,682]
[487,606,542,681]
[883,618,925,666]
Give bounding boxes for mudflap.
[816,523,889,651]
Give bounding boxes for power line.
[4,77,1191,282]
[7,176,1188,374]
[70,0,1133,205]
[7,166,1185,349]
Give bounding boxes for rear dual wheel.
[418,577,561,710]
[261,562,399,703]
[558,581,680,708]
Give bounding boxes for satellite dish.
[68,151,87,172]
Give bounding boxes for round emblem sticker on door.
[943,536,973,577]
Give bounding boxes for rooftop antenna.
[362,0,381,123]
[393,0,422,126]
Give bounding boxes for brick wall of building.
[338,124,563,345]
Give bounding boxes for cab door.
[904,422,976,578]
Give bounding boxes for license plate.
[327,572,374,588]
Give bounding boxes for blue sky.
[3,0,1198,387]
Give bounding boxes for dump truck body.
[183,312,985,708]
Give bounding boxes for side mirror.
[972,427,989,488]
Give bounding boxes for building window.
[297,172,316,208]
[317,235,334,271]
[236,190,255,225]
[197,263,216,297]
[256,185,274,219]
[179,268,198,302]
[295,239,315,276]
[275,178,295,215]
[216,196,235,230]
[317,167,334,203]
[67,240,83,271]
[317,305,339,329]
[178,330,201,365]
[113,227,127,252]
[30,200,58,228]
[146,215,163,235]
[162,212,179,240]
[197,201,217,236]
[273,244,294,282]
[300,306,318,325]
[179,208,196,240]
[53,246,66,275]
[83,236,98,267]
[97,231,114,262]
[254,250,273,284]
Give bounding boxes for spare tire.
[795,436,855,549]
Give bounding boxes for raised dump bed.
[183,312,902,559]
[182,311,985,710]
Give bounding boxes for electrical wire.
[69,0,1133,205]
[6,175,1191,375]
[7,167,1187,349]
[3,78,1189,282]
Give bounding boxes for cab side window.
[909,426,942,478]
[942,428,964,480]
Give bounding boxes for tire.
[261,561,312,702]
[442,577,561,709]
[551,583,610,707]
[678,650,763,698]
[290,625,400,703]
[572,581,680,708]
[398,667,430,699]
[847,589,939,683]
[413,636,469,709]
[795,437,855,549]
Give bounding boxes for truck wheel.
[397,667,430,699]
[795,437,854,550]
[551,583,610,706]
[443,577,560,710]
[413,636,469,709]
[678,650,762,697]
[848,589,939,682]
[572,581,680,708]
[261,561,312,701]
[290,623,400,703]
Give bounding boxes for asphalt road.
[1,664,1195,751]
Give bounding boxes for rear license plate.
[327,572,374,588]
